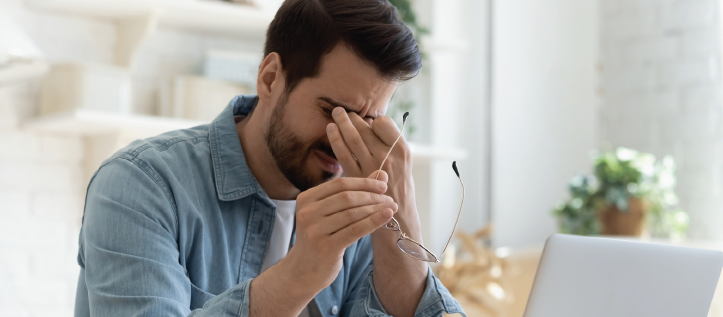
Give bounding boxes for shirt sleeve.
[348,265,467,317]
[77,157,251,317]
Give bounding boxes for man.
[74,0,466,316]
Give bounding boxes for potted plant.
[553,148,688,239]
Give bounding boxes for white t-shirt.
[262,199,311,317]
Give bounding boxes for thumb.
[368,170,389,183]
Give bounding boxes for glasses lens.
[381,217,400,231]
[397,238,438,262]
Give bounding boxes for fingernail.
[333,107,344,115]
[381,209,393,218]
[384,195,393,202]
[327,123,336,132]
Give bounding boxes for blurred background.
[1,0,723,316]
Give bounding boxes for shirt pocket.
[190,282,216,309]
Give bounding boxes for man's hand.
[326,107,415,229]
[250,173,398,317]
[326,107,411,181]
[326,107,428,317]
[326,107,419,239]
[285,174,398,289]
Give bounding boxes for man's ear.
[256,52,284,103]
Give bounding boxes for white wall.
[599,0,723,241]
[492,0,599,247]
[456,0,492,240]
[0,82,84,317]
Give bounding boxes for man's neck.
[235,108,301,200]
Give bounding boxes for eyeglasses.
[374,112,465,263]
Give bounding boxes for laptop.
[523,234,723,317]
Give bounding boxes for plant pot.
[597,197,647,236]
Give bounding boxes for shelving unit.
[25,0,468,66]
[26,0,274,67]
[26,0,274,37]
[24,109,207,136]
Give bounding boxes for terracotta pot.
[598,197,647,236]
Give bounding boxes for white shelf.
[24,110,467,160]
[24,110,207,136]
[26,0,275,38]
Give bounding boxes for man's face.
[264,44,398,192]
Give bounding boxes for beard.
[264,93,337,192]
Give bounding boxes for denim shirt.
[74,95,466,317]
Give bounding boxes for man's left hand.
[326,106,428,317]
[326,107,412,207]
[325,105,427,250]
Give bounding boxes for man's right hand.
[287,171,398,290]
[249,171,397,317]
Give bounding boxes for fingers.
[327,123,361,177]
[313,190,392,217]
[348,112,385,151]
[332,207,394,248]
[371,116,403,146]
[301,177,387,202]
[368,170,389,183]
[332,108,373,164]
[321,201,398,235]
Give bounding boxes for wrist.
[250,259,317,317]
[370,229,428,316]
[276,250,327,297]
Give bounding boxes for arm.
[327,108,466,317]
[79,158,250,317]
[80,158,398,317]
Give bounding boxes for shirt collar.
[209,94,268,202]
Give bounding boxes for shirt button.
[330,305,339,314]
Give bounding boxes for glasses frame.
[374,112,465,263]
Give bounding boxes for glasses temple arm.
[375,121,406,180]
[439,176,465,257]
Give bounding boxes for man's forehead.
[310,44,397,117]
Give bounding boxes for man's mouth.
[314,150,342,173]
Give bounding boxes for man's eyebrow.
[318,97,377,119]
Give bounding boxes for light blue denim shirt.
[74,95,466,317]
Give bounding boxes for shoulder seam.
[125,135,209,158]
[96,132,210,236]
[97,156,180,232]
[155,135,209,153]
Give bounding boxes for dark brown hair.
[264,0,422,94]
